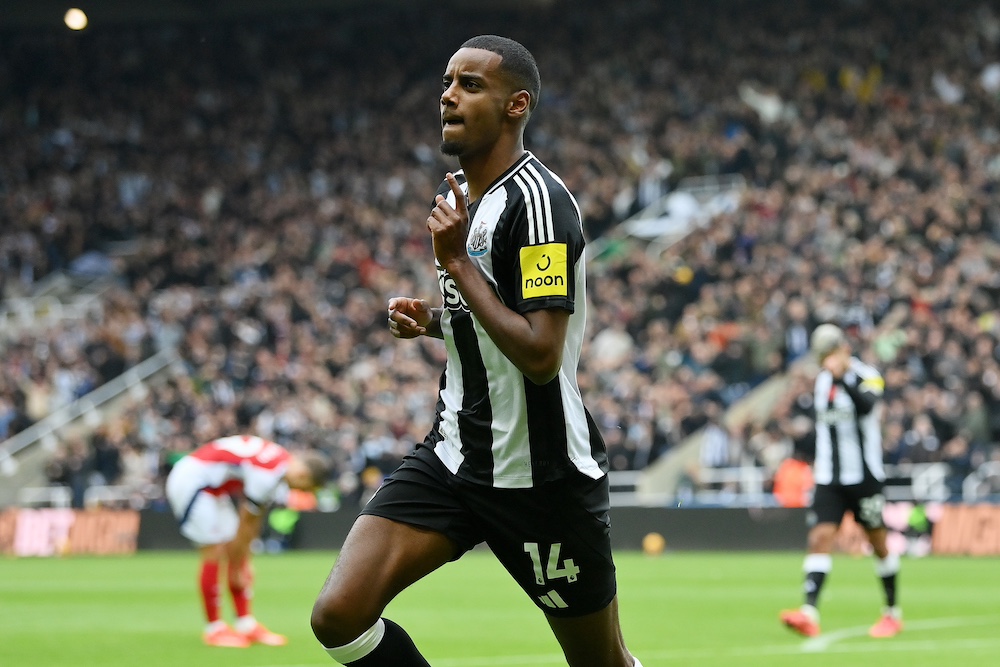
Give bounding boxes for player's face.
[821,345,851,377]
[285,462,316,491]
[439,48,511,158]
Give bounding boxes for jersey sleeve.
[241,465,288,512]
[511,167,584,314]
[841,359,884,415]
[239,439,291,510]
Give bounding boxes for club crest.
[468,219,490,257]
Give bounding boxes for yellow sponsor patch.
[860,377,885,395]
[520,243,568,299]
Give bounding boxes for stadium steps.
[0,348,181,508]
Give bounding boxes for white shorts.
[165,457,239,546]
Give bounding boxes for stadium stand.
[1,0,998,509]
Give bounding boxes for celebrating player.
[310,35,643,666]
[780,324,903,638]
[166,412,329,647]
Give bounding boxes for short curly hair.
[461,35,540,112]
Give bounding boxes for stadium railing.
[16,485,72,508]
[679,464,772,507]
[608,470,644,506]
[963,462,1000,502]
[0,348,181,507]
[0,271,114,345]
[674,462,952,508]
[15,483,152,510]
[589,173,746,261]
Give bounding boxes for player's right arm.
[427,173,569,385]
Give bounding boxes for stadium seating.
[1,0,998,508]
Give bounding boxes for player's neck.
[460,137,525,202]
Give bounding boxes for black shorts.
[811,479,886,530]
[360,444,617,618]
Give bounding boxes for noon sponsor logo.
[520,243,568,299]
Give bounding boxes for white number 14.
[523,542,580,585]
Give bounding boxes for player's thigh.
[314,515,456,622]
[849,484,887,530]
[810,484,850,527]
[546,596,632,667]
[315,447,474,621]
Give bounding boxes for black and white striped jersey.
[424,151,608,489]
[812,357,886,486]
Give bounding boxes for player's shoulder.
[515,153,573,198]
[813,368,833,386]
[849,358,885,395]
[504,153,580,226]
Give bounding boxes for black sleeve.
[838,375,878,415]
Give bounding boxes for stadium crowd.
[2,0,1000,509]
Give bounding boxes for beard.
[439,140,464,156]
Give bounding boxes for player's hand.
[388,297,432,338]
[427,173,470,268]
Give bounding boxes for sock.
[235,616,258,633]
[632,659,644,667]
[205,619,228,635]
[803,553,832,609]
[324,618,430,666]
[875,553,900,609]
[199,560,221,624]
[228,561,253,619]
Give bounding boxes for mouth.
[442,116,464,128]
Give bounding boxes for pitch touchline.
[264,639,1000,667]
[801,615,1000,652]
[259,616,1000,667]
[432,638,1000,665]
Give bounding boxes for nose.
[441,81,458,107]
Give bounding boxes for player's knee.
[310,589,380,648]
[807,525,837,552]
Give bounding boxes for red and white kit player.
[167,433,328,648]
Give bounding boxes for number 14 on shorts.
[523,542,580,584]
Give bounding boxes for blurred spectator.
[44,437,91,508]
[1,0,998,509]
[772,448,815,508]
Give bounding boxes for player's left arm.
[428,172,569,385]
[839,361,884,415]
[227,500,264,569]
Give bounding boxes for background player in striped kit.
[780,324,903,639]
[311,35,643,667]
[166,408,329,647]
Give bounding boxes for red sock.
[228,561,253,619]
[199,560,221,623]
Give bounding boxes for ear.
[507,90,530,119]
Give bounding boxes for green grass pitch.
[1,550,997,666]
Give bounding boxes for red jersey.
[184,435,290,510]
